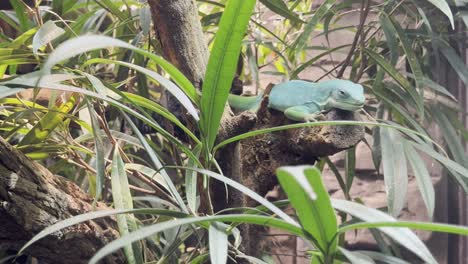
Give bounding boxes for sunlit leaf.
[333,199,437,264]
[42,35,198,105]
[88,214,303,264]
[111,147,140,264]
[200,0,256,151]
[380,127,408,217]
[209,222,229,264]
[403,144,435,218]
[293,0,336,52]
[356,251,409,264]
[277,166,337,255]
[32,20,65,55]
[259,0,304,24]
[339,248,375,264]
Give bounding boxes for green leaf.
[200,0,256,151]
[339,248,375,264]
[32,20,65,55]
[364,48,424,116]
[379,15,398,66]
[388,16,425,118]
[356,251,410,264]
[409,141,468,192]
[190,167,296,225]
[42,38,199,120]
[0,85,24,98]
[380,127,408,217]
[88,214,303,264]
[276,166,337,256]
[111,148,141,264]
[332,199,437,264]
[340,220,468,236]
[403,144,435,218]
[345,146,356,193]
[121,112,190,214]
[19,208,189,255]
[214,120,433,154]
[8,0,32,32]
[3,76,200,168]
[18,95,77,146]
[186,144,202,213]
[42,35,198,103]
[209,222,229,264]
[259,0,304,24]
[139,6,151,35]
[437,41,468,87]
[291,44,350,79]
[292,0,336,52]
[422,0,454,28]
[124,163,170,193]
[0,11,20,31]
[98,0,129,21]
[87,102,105,201]
[85,58,198,120]
[433,109,468,167]
[121,92,199,143]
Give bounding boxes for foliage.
[0,0,467,263]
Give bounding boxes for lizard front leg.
[283,105,324,122]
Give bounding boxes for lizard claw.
[316,113,327,121]
[304,113,326,122]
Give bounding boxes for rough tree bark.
[0,137,123,263]
[148,0,208,89]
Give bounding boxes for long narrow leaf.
[356,251,409,264]
[380,127,408,217]
[293,0,336,52]
[259,0,304,24]
[200,0,256,151]
[87,102,105,200]
[32,20,65,55]
[84,58,198,121]
[41,35,199,109]
[364,48,423,114]
[18,94,77,146]
[339,248,375,264]
[403,144,435,218]
[88,214,304,264]
[209,223,229,264]
[332,199,437,264]
[111,148,140,264]
[277,166,337,256]
[121,112,189,213]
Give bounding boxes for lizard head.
[327,80,365,111]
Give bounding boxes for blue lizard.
[228,79,365,122]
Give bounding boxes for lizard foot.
[304,113,326,122]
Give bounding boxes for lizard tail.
[228,92,263,112]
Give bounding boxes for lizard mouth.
[337,101,365,111]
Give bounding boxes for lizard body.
[228,79,365,122]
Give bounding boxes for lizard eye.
[339,90,347,97]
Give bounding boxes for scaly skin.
[228,79,365,122]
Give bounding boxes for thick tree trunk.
[148,0,208,89]
[147,0,210,144]
[0,137,123,263]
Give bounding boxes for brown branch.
[0,136,123,264]
[336,0,371,78]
